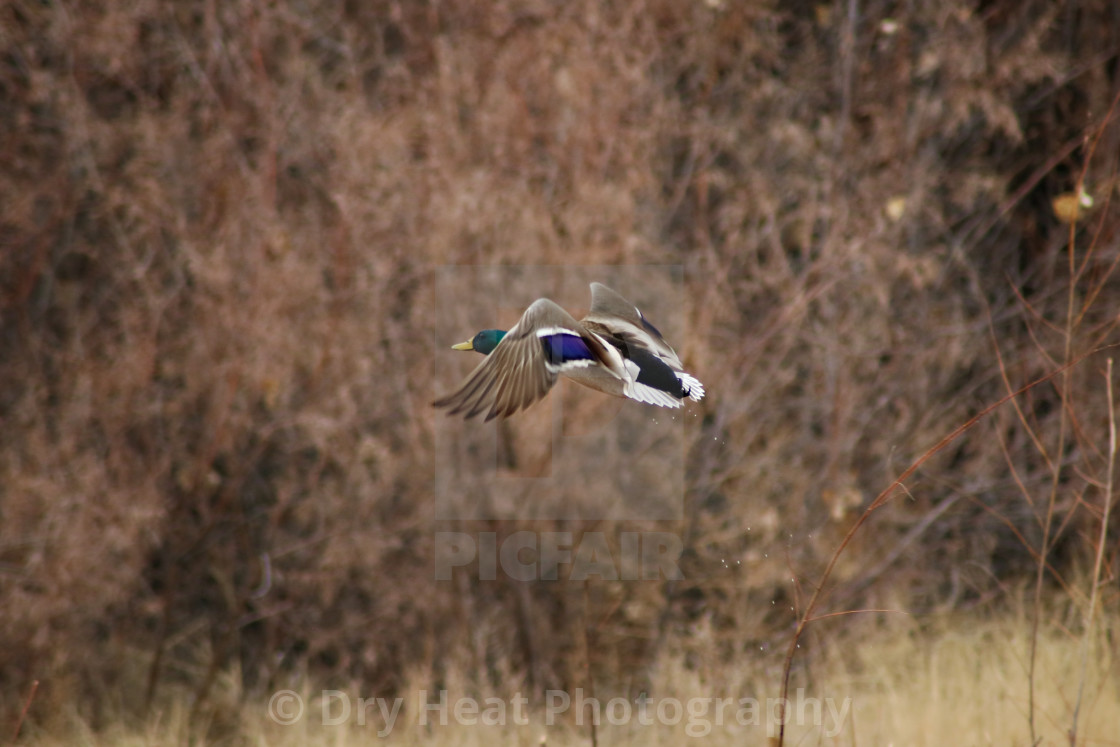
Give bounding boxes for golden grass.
[834,618,1119,745]
[20,609,1118,745]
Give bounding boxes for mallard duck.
[434,282,705,421]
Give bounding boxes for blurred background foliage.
[1,0,1118,736]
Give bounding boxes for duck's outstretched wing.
[583,282,686,367]
[581,282,705,403]
[433,298,621,421]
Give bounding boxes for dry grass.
[831,610,1120,745]
[16,608,1119,745]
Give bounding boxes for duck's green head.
[451,329,507,355]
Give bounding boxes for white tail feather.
[677,372,705,401]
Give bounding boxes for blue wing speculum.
[538,330,597,372]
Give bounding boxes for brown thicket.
[1,0,1118,737]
